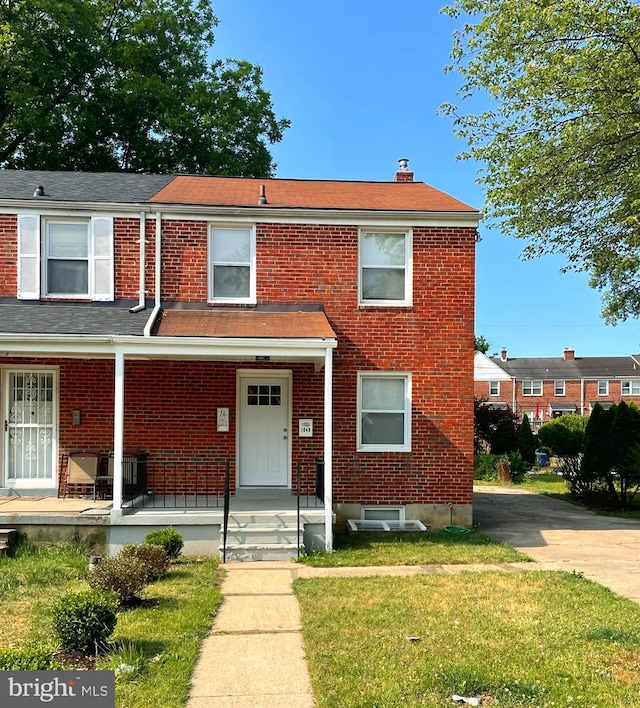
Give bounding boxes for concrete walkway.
[188,486,640,706]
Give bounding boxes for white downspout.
[323,345,333,552]
[581,378,585,416]
[129,211,147,313]
[143,211,162,337]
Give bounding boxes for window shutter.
[91,216,114,301]
[17,214,40,299]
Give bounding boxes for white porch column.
[112,350,125,511]
[323,345,333,552]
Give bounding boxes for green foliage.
[144,528,184,560]
[518,414,537,466]
[119,543,169,583]
[474,397,519,454]
[580,402,614,497]
[506,450,528,483]
[0,646,61,670]
[537,414,587,457]
[0,0,288,175]
[474,334,490,353]
[88,555,148,606]
[440,0,640,322]
[49,589,118,652]
[473,452,501,481]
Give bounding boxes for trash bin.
[536,451,549,467]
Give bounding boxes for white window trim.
[554,380,566,396]
[208,224,256,304]
[361,506,405,523]
[621,379,640,396]
[17,214,114,301]
[489,381,500,396]
[358,228,413,307]
[598,380,609,396]
[357,372,411,452]
[522,380,543,396]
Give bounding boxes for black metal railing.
[124,458,229,508]
[222,463,230,563]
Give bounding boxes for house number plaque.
[299,419,313,437]
[217,407,230,432]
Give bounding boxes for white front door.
[238,373,290,486]
[3,369,58,488]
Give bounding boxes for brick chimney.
[501,348,507,362]
[563,348,575,361]
[394,158,414,182]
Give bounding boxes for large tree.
[441,1,640,322]
[0,0,289,175]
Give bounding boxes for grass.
[0,540,223,708]
[298,530,530,567]
[295,570,640,707]
[520,471,573,499]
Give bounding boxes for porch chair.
[63,451,101,500]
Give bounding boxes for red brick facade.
[0,179,478,520]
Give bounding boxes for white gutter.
[143,211,162,337]
[129,211,147,313]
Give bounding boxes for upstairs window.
[489,381,500,396]
[598,380,609,396]
[18,215,113,301]
[522,380,542,396]
[359,230,412,305]
[208,226,255,303]
[621,380,640,395]
[357,373,411,452]
[554,380,565,396]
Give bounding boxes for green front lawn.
[298,530,530,567]
[295,571,640,707]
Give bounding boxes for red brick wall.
[1,217,477,507]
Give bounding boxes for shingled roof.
[0,170,174,203]
[492,354,640,380]
[147,175,477,212]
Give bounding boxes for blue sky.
[211,0,639,358]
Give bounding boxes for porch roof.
[154,308,336,340]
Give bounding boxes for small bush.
[0,646,61,670]
[119,543,169,583]
[144,527,184,559]
[506,450,528,483]
[88,555,148,606]
[50,590,118,652]
[473,453,501,481]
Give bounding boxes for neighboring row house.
[475,348,640,430]
[0,162,480,555]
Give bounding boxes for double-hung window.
[208,226,255,303]
[598,380,609,396]
[522,380,542,396]
[357,373,411,451]
[621,380,640,395]
[554,380,565,396]
[17,214,114,300]
[359,229,412,305]
[489,381,500,396]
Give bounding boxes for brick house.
[0,163,480,554]
[475,348,640,431]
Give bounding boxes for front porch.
[0,487,328,560]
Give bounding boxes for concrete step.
[0,528,17,556]
[228,511,324,526]
[222,543,302,562]
[224,525,302,546]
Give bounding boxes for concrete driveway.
[473,484,640,603]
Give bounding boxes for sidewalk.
[186,559,545,708]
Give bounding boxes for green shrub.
[473,453,501,481]
[119,543,169,583]
[0,646,61,670]
[88,555,148,606]
[50,589,118,652]
[506,450,528,483]
[144,527,184,559]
